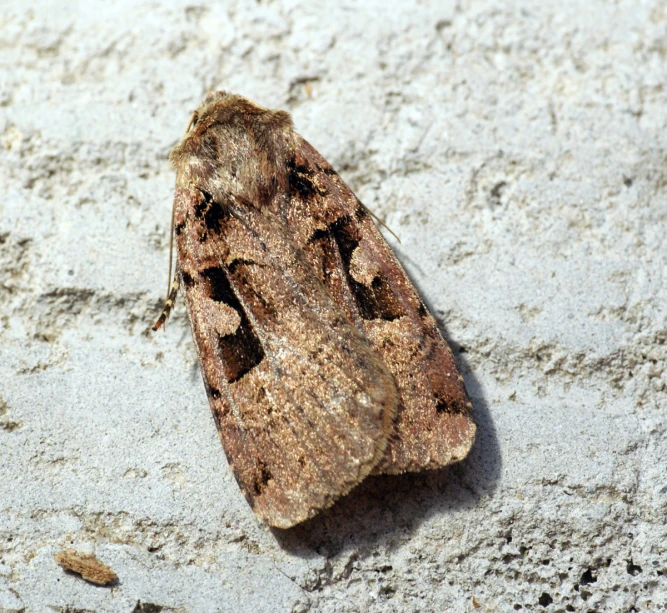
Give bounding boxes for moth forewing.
[276,136,477,474]
[157,91,475,528]
[168,97,397,528]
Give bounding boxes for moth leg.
[153,270,181,331]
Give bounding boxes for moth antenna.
[185,111,198,134]
[167,195,175,300]
[154,109,198,332]
[153,268,180,331]
[362,202,401,244]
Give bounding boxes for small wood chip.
[54,549,117,586]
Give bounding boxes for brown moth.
[154,92,476,528]
[54,549,118,586]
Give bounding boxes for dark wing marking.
[174,186,397,528]
[277,136,476,474]
[327,215,405,322]
[199,265,265,383]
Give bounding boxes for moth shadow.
[274,344,499,553]
[383,240,426,279]
[282,230,499,550]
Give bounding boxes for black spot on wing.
[287,158,317,199]
[204,200,226,232]
[287,157,329,199]
[435,394,467,415]
[228,258,256,274]
[363,277,404,321]
[208,386,222,399]
[253,461,273,495]
[308,228,330,244]
[328,216,405,322]
[194,189,228,234]
[201,266,236,304]
[181,271,194,287]
[436,398,449,413]
[200,266,265,383]
[194,193,209,218]
[355,204,369,220]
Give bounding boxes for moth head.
[201,90,232,107]
[191,91,293,132]
[183,91,233,135]
[171,92,295,204]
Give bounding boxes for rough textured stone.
[1,1,665,611]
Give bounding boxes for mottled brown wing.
[271,136,476,474]
[173,184,397,528]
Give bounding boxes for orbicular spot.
[329,216,405,321]
[200,266,265,383]
[175,221,185,236]
[254,385,267,404]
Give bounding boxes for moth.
[54,549,118,586]
[154,92,476,528]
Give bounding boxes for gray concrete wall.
[1,1,665,611]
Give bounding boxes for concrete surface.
[1,1,665,611]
